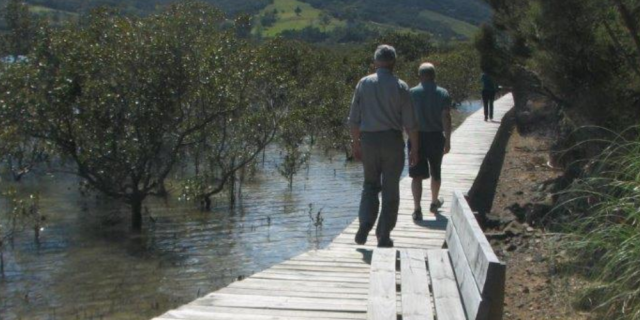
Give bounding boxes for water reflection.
[1,148,363,319]
[457,100,483,113]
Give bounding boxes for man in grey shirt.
[348,45,419,248]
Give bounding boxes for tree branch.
[612,0,640,65]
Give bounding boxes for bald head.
[419,63,436,81]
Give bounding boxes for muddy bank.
[470,96,592,319]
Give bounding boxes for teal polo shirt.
[410,81,451,133]
[481,73,497,92]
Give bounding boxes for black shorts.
[408,132,445,181]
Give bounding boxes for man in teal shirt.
[409,63,452,220]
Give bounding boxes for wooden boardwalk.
[154,94,514,320]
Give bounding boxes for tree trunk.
[34,225,40,245]
[0,250,4,277]
[344,146,353,162]
[603,21,640,77]
[131,199,143,232]
[229,173,236,209]
[238,168,245,205]
[612,0,640,62]
[195,149,200,177]
[12,172,23,182]
[204,196,212,211]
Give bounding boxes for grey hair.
[419,63,436,79]
[374,45,397,63]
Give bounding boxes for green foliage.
[425,46,481,104]
[8,0,274,17]
[0,187,43,274]
[1,0,41,56]
[0,125,49,182]
[180,45,282,209]
[277,139,309,189]
[476,0,640,128]
[557,129,640,319]
[260,8,278,27]
[1,1,273,229]
[0,55,50,182]
[375,32,434,62]
[307,203,323,227]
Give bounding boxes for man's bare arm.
[407,129,419,167]
[443,109,452,154]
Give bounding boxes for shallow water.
[0,102,480,320]
[1,147,366,319]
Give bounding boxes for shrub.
[557,128,640,319]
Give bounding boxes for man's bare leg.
[430,178,442,213]
[412,178,424,220]
[412,178,423,211]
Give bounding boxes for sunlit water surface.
[0,102,480,320]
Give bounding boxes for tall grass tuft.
[557,128,640,319]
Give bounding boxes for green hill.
[28,4,78,25]
[1,0,491,41]
[253,0,479,40]
[254,0,345,37]
[297,0,490,40]
[418,10,479,39]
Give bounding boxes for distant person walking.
[409,63,452,220]
[481,72,497,121]
[348,45,419,248]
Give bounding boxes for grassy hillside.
[419,10,479,39]
[29,4,78,24]
[299,0,491,34]
[255,0,344,37]
[255,0,479,40]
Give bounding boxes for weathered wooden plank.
[400,249,434,320]
[219,287,369,300]
[446,221,485,320]
[268,265,371,274]
[161,310,359,320]
[368,248,397,320]
[229,279,369,292]
[426,249,466,320]
[449,191,506,320]
[194,294,366,312]
[250,272,369,283]
[176,306,366,319]
[450,191,501,291]
[283,260,370,268]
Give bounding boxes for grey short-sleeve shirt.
[348,68,416,132]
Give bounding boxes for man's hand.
[409,148,419,167]
[352,141,362,161]
[443,108,452,156]
[407,130,420,167]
